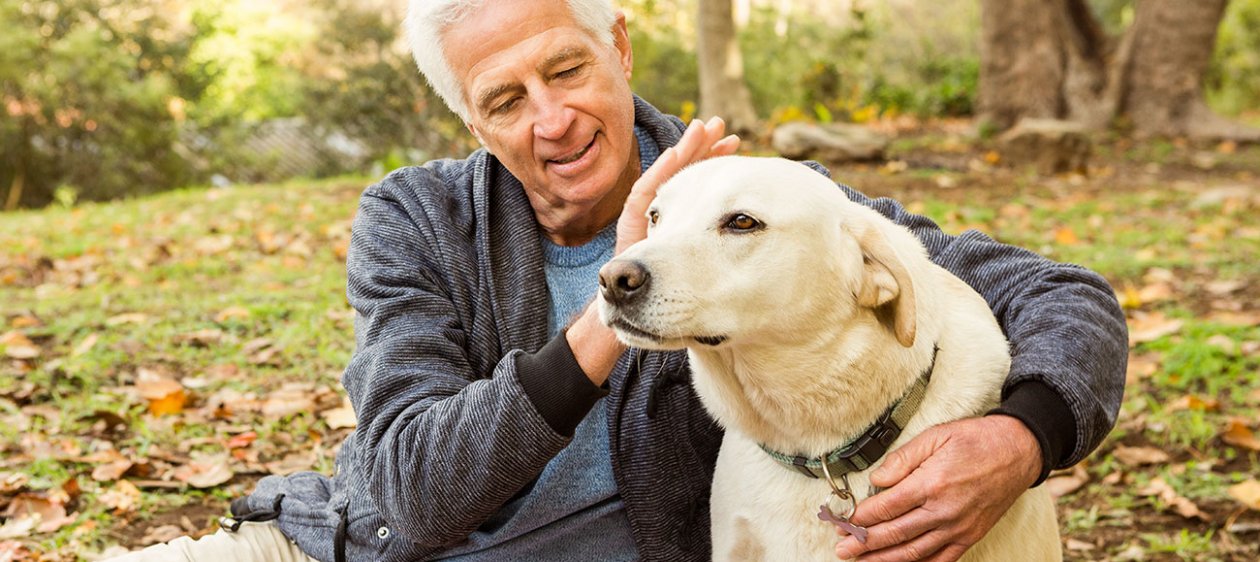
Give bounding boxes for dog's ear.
[856,225,917,347]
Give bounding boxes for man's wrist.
[987,380,1077,486]
[565,304,626,387]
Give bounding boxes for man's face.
[443,0,637,217]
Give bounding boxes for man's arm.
[343,174,604,547]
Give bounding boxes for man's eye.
[556,64,583,79]
[493,97,521,114]
[723,214,761,232]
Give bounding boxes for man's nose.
[599,259,651,306]
[531,92,575,140]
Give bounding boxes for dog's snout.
[599,259,650,305]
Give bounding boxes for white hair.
[405,0,618,122]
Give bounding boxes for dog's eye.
[648,209,660,226]
[724,213,761,232]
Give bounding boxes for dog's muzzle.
[599,258,650,307]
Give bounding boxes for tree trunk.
[697,0,759,135]
[978,0,1259,141]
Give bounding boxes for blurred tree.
[0,0,197,208]
[298,0,467,167]
[978,0,1260,140]
[697,0,758,134]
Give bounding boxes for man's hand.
[616,116,739,254]
[834,415,1042,561]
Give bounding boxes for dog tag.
[817,501,868,544]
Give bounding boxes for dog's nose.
[599,259,650,305]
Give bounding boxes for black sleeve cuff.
[986,380,1076,487]
[514,332,609,436]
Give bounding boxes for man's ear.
[465,122,489,151]
[855,224,916,347]
[612,11,633,80]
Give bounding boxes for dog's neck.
[688,314,938,458]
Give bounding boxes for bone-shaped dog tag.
[817,499,868,544]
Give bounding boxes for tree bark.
[978,0,1259,141]
[697,0,759,135]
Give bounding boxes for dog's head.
[597,156,917,351]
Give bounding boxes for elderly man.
[111,0,1125,561]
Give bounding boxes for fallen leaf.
[139,524,185,546]
[265,451,316,476]
[172,453,233,488]
[1137,477,1208,521]
[2,493,77,534]
[175,329,225,348]
[1045,465,1089,498]
[0,331,39,359]
[1204,334,1236,354]
[105,312,149,326]
[136,371,187,417]
[1127,312,1184,346]
[91,459,134,482]
[262,384,317,418]
[1125,353,1160,384]
[226,431,258,449]
[97,480,141,514]
[1065,539,1094,552]
[1227,479,1260,511]
[321,398,357,430]
[0,472,29,494]
[1205,310,1260,327]
[1113,445,1170,467]
[1222,419,1260,452]
[9,315,40,329]
[214,306,251,323]
[1166,395,1219,413]
[0,540,31,560]
[71,333,99,357]
[1053,227,1079,246]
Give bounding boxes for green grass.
[2,143,1258,559]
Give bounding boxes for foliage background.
[3,0,1259,208]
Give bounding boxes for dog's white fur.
[598,156,1061,561]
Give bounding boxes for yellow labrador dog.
[597,156,1060,561]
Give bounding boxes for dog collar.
[760,345,938,480]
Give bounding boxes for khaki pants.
[104,522,319,562]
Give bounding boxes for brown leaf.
[105,312,149,326]
[172,453,234,488]
[1228,479,1260,511]
[97,480,142,514]
[1127,312,1184,346]
[1222,419,1260,452]
[321,398,357,430]
[135,371,187,417]
[1113,445,1170,467]
[91,460,134,482]
[9,315,40,329]
[2,492,77,534]
[1166,395,1219,413]
[262,384,317,418]
[0,331,39,359]
[1137,477,1209,521]
[1044,465,1089,499]
[139,524,185,546]
[0,472,29,494]
[265,451,317,476]
[71,332,99,357]
[214,306,251,323]
[1125,353,1160,384]
[175,329,225,348]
